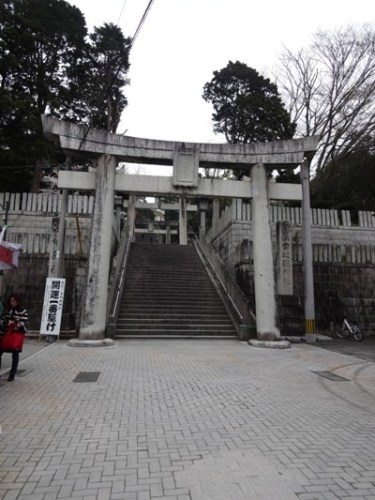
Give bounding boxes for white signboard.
[40,278,66,336]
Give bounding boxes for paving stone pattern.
[1,340,375,500]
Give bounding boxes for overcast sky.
[67,0,374,143]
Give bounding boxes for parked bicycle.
[335,317,364,342]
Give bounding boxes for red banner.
[0,241,22,270]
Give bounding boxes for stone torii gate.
[42,115,319,346]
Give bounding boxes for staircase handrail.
[106,229,132,336]
[193,236,256,335]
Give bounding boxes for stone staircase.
[115,242,238,338]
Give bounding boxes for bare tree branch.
[275,24,375,172]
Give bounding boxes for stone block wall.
[234,259,375,336]
[212,217,375,336]
[309,263,375,334]
[282,263,375,335]
[1,254,87,334]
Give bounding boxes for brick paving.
[1,339,375,500]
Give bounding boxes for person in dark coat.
[0,294,28,381]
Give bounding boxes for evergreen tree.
[0,1,131,192]
[311,150,375,211]
[203,61,295,145]
[0,0,87,190]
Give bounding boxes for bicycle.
[335,317,364,342]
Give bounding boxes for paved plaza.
[1,338,375,500]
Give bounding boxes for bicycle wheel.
[336,325,350,339]
[352,324,364,342]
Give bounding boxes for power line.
[116,0,128,25]
[131,0,155,47]
[78,0,156,150]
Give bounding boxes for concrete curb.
[281,334,332,343]
[249,339,291,349]
[67,338,115,347]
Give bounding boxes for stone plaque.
[276,221,293,295]
[173,146,199,187]
[48,217,60,277]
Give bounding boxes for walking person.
[0,293,28,381]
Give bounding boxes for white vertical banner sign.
[40,278,66,336]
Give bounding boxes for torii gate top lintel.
[42,115,319,169]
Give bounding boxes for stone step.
[119,307,226,315]
[128,256,203,260]
[117,320,233,332]
[116,332,238,340]
[118,313,232,320]
[120,304,224,311]
[129,255,202,260]
[126,287,215,293]
[122,292,221,300]
[117,318,234,327]
[123,282,218,289]
[121,300,225,309]
[124,273,214,279]
[125,272,211,278]
[122,292,223,298]
[115,243,237,339]
[115,328,237,336]
[121,297,224,304]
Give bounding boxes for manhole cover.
[73,371,100,382]
[313,371,349,381]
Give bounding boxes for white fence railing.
[0,192,94,215]
[2,193,374,226]
[2,193,375,263]
[308,244,375,264]
[0,192,94,255]
[7,227,90,256]
[217,200,375,230]
[234,240,375,266]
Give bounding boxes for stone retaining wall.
[214,217,375,336]
[1,254,87,334]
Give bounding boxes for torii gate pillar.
[251,164,280,340]
[179,197,188,245]
[69,154,116,346]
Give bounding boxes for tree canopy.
[64,23,131,133]
[311,150,375,212]
[0,0,131,192]
[0,0,87,190]
[202,61,296,145]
